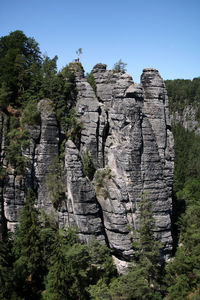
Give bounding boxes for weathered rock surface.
[64,140,105,242]
[171,104,200,135]
[0,63,174,263]
[73,64,174,260]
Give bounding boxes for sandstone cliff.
[0,63,174,265]
[171,105,200,135]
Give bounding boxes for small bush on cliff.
[95,167,113,199]
[5,116,29,175]
[65,108,83,148]
[46,156,66,210]
[82,149,96,180]
[86,72,97,94]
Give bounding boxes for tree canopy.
[0,30,42,108]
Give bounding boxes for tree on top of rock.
[113,59,127,73]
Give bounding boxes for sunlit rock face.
[0,64,174,263]
[74,64,174,261]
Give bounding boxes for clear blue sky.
[0,0,200,82]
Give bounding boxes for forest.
[0,30,200,299]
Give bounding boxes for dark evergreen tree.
[0,238,12,299]
[12,189,44,299]
[166,179,200,299]
[89,193,162,300]
[44,228,91,300]
[124,193,162,299]
[89,238,117,283]
[0,30,42,108]
[44,231,71,300]
[165,77,200,115]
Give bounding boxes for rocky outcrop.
[0,63,174,263]
[74,64,174,260]
[171,105,200,135]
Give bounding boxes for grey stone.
[0,64,174,267]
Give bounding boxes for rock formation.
[0,63,174,264]
[171,105,200,135]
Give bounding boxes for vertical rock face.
[75,64,174,260]
[0,63,174,262]
[64,140,105,243]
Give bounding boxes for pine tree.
[44,231,70,300]
[44,228,91,300]
[120,193,163,299]
[132,193,162,287]
[89,193,162,300]
[113,59,127,73]
[12,189,44,299]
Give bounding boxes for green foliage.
[88,278,111,300]
[0,238,12,300]
[44,229,116,300]
[82,149,96,180]
[165,77,200,298]
[86,72,97,93]
[108,269,160,300]
[113,59,127,73]
[0,30,42,108]
[21,100,41,126]
[0,82,12,111]
[46,156,66,210]
[171,124,199,212]
[0,166,6,185]
[52,65,77,135]
[5,116,29,175]
[68,61,84,75]
[165,179,200,299]
[171,124,200,246]
[128,193,162,298]
[14,189,42,271]
[44,229,90,300]
[12,189,44,299]
[40,55,58,99]
[165,77,200,116]
[88,238,117,284]
[0,31,77,113]
[64,108,83,147]
[95,167,113,199]
[89,266,161,300]
[86,239,118,300]
[44,231,72,300]
[89,194,162,300]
